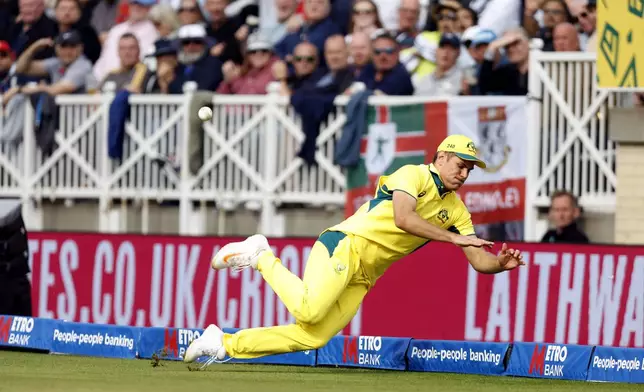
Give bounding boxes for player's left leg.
[185,279,368,362]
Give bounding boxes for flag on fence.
[345,97,528,241]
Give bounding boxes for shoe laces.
[199,352,232,369]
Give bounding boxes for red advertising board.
[26,232,644,347]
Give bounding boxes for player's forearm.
[470,251,504,274]
[395,212,456,243]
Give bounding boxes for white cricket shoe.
[183,324,226,363]
[211,234,269,271]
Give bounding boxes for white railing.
[0,48,621,237]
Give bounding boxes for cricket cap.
[437,134,487,169]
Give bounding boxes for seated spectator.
[100,33,147,91]
[536,0,573,51]
[469,0,522,37]
[93,0,159,82]
[15,31,92,95]
[314,34,353,94]
[204,0,244,64]
[176,23,224,91]
[576,0,596,52]
[355,30,414,95]
[479,27,529,95]
[177,0,207,27]
[7,0,57,59]
[392,0,420,49]
[260,0,300,46]
[141,38,181,93]
[274,0,340,69]
[461,27,496,95]
[0,42,26,145]
[347,0,382,40]
[54,0,101,64]
[523,0,543,38]
[348,31,371,79]
[425,0,460,34]
[553,22,580,52]
[149,3,181,39]
[415,33,462,96]
[272,41,324,95]
[541,190,589,244]
[216,32,277,94]
[457,6,477,33]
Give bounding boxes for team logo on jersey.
[477,106,511,173]
[418,191,426,198]
[437,209,449,223]
[365,123,397,175]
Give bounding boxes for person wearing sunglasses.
[273,41,324,96]
[347,0,383,38]
[354,29,413,96]
[424,0,460,34]
[576,0,596,52]
[217,33,279,95]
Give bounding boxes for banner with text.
[587,346,644,383]
[406,340,509,375]
[506,342,593,381]
[27,233,644,348]
[345,97,527,241]
[50,321,138,358]
[316,335,410,370]
[0,315,55,351]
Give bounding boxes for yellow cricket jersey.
[328,163,475,282]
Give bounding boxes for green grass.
[0,350,643,392]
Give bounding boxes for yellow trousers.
[222,231,370,359]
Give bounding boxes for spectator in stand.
[177,0,207,27]
[425,0,460,34]
[468,0,522,37]
[461,27,497,95]
[176,23,223,91]
[0,42,17,98]
[54,0,101,64]
[89,0,121,44]
[204,0,244,64]
[216,32,277,94]
[261,0,299,46]
[478,27,529,95]
[149,4,181,38]
[314,34,352,94]
[576,0,596,52]
[536,0,573,51]
[523,0,543,37]
[99,32,147,91]
[392,0,420,49]
[355,30,414,95]
[14,31,92,95]
[347,31,371,79]
[346,0,382,40]
[92,0,158,82]
[553,22,580,52]
[541,190,589,244]
[415,33,462,96]
[7,0,57,58]
[141,38,180,93]
[457,6,477,33]
[272,41,324,95]
[274,0,340,69]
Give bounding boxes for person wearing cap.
[414,32,462,96]
[174,23,224,91]
[54,0,102,64]
[141,38,181,93]
[92,0,159,82]
[354,29,414,95]
[184,134,525,366]
[216,32,278,94]
[460,28,497,95]
[14,31,93,95]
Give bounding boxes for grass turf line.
[1,351,643,392]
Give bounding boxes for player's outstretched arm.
[461,243,525,274]
[392,191,481,244]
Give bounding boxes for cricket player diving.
[184,134,525,366]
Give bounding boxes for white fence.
[0,49,623,238]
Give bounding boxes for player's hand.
[496,243,525,271]
[452,235,494,248]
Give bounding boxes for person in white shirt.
[92,0,160,82]
[415,33,463,96]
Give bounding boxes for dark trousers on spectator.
[188,91,215,175]
[0,275,32,316]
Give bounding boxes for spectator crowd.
[0,0,600,104]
